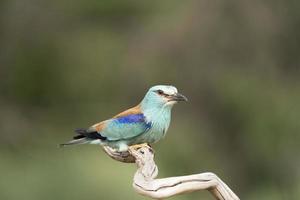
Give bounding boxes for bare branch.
[102,145,239,200]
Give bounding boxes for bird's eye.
[157,90,164,95]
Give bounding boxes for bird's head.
[141,85,188,109]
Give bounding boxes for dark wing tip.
[73,134,85,140]
[74,127,107,140]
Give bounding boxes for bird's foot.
[128,143,154,164]
[128,143,148,153]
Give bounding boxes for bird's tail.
[59,138,89,147]
[59,128,91,147]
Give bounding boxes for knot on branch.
[102,145,135,163]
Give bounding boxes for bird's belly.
[141,130,164,143]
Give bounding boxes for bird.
[60,85,188,152]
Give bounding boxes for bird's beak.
[169,93,188,102]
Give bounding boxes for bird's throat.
[143,106,172,136]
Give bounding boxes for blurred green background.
[1,0,300,199]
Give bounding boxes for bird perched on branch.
[61,85,188,152]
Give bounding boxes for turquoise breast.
[133,106,172,144]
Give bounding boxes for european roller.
[61,85,187,152]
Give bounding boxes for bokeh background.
[1,0,300,199]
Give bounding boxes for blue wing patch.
[100,113,152,141]
[116,114,145,123]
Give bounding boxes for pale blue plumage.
[61,85,187,151]
[101,114,151,141]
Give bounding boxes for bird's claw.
[128,143,149,153]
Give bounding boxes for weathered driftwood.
[103,145,239,200]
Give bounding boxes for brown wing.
[91,120,108,132]
[113,104,142,118]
